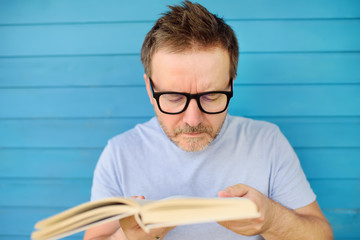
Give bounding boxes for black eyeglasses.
[149,78,233,114]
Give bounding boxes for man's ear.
[144,73,154,105]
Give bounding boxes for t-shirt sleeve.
[90,140,123,201]
[269,128,316,210]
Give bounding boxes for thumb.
[131,196,145,199]
[218,184,250,198]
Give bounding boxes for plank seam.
[1,50,360,59]
[0,17,359,27]
[0,115,359,120]
[1,82,360,89]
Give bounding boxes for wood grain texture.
[1,20,359,56]
[1,0,359,24]
[0,85,359,118]
[0,53,360,88]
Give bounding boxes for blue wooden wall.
[0,0,359,239]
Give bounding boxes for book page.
[35,197,139,229]
[32,206,138,240]
[140,197,260,228]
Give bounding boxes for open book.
[31,196,260,240]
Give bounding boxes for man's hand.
[217,184,333,240]
[217,184,275,236]
[83,196,175,240]
[119,196,175,240]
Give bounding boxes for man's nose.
[182,99,204,127]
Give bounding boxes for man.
[84,1,333,239]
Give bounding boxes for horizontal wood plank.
[1,148,359,179]
[1,20,359,56]
[229,19,360,53]
[0,53,359,87]
[0,235,82,240]
[0,54,145,87]
[1,0,359,24]
[297,148,360,179]
[236,52,360,85]
[263,117,360,148]
[0,117,358,148]
[311,179,360,209]
[0,206,84,237]
[325,208,360,239]
[230,85,360,117]
[0,179,92,208]
[0,87,153,118]
[0,149,100,178]
[0,179,358,209]
[0,118,149,148]
[0,85,359,118]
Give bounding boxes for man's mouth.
[174,124,212,137]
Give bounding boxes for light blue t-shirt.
[91,115,315,240]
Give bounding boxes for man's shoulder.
[227,115,279,133]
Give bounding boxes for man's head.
[141,0,239,79]
[141,1,239,152]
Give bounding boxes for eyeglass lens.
[159,93,228,114]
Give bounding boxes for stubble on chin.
[157,118,223,152]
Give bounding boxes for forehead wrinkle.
[151,47,229,93]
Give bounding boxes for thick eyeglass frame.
[149,77,233,115]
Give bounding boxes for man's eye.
[165,94,185,103]
[202,93,220,102]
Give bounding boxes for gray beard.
[156,115,225,152]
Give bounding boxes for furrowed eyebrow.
[149,78,232,94]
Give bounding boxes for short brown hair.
[141,0,239,79]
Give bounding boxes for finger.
[218,218,258,228]
[131,196,145,199]
[119,216,141,231]
[149,226,175,239]
[119,216,152,240]
[218,184,250,198]
[218,190,233,198]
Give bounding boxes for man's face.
[145,47,231,152]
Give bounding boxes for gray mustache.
[174,124,212,135]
